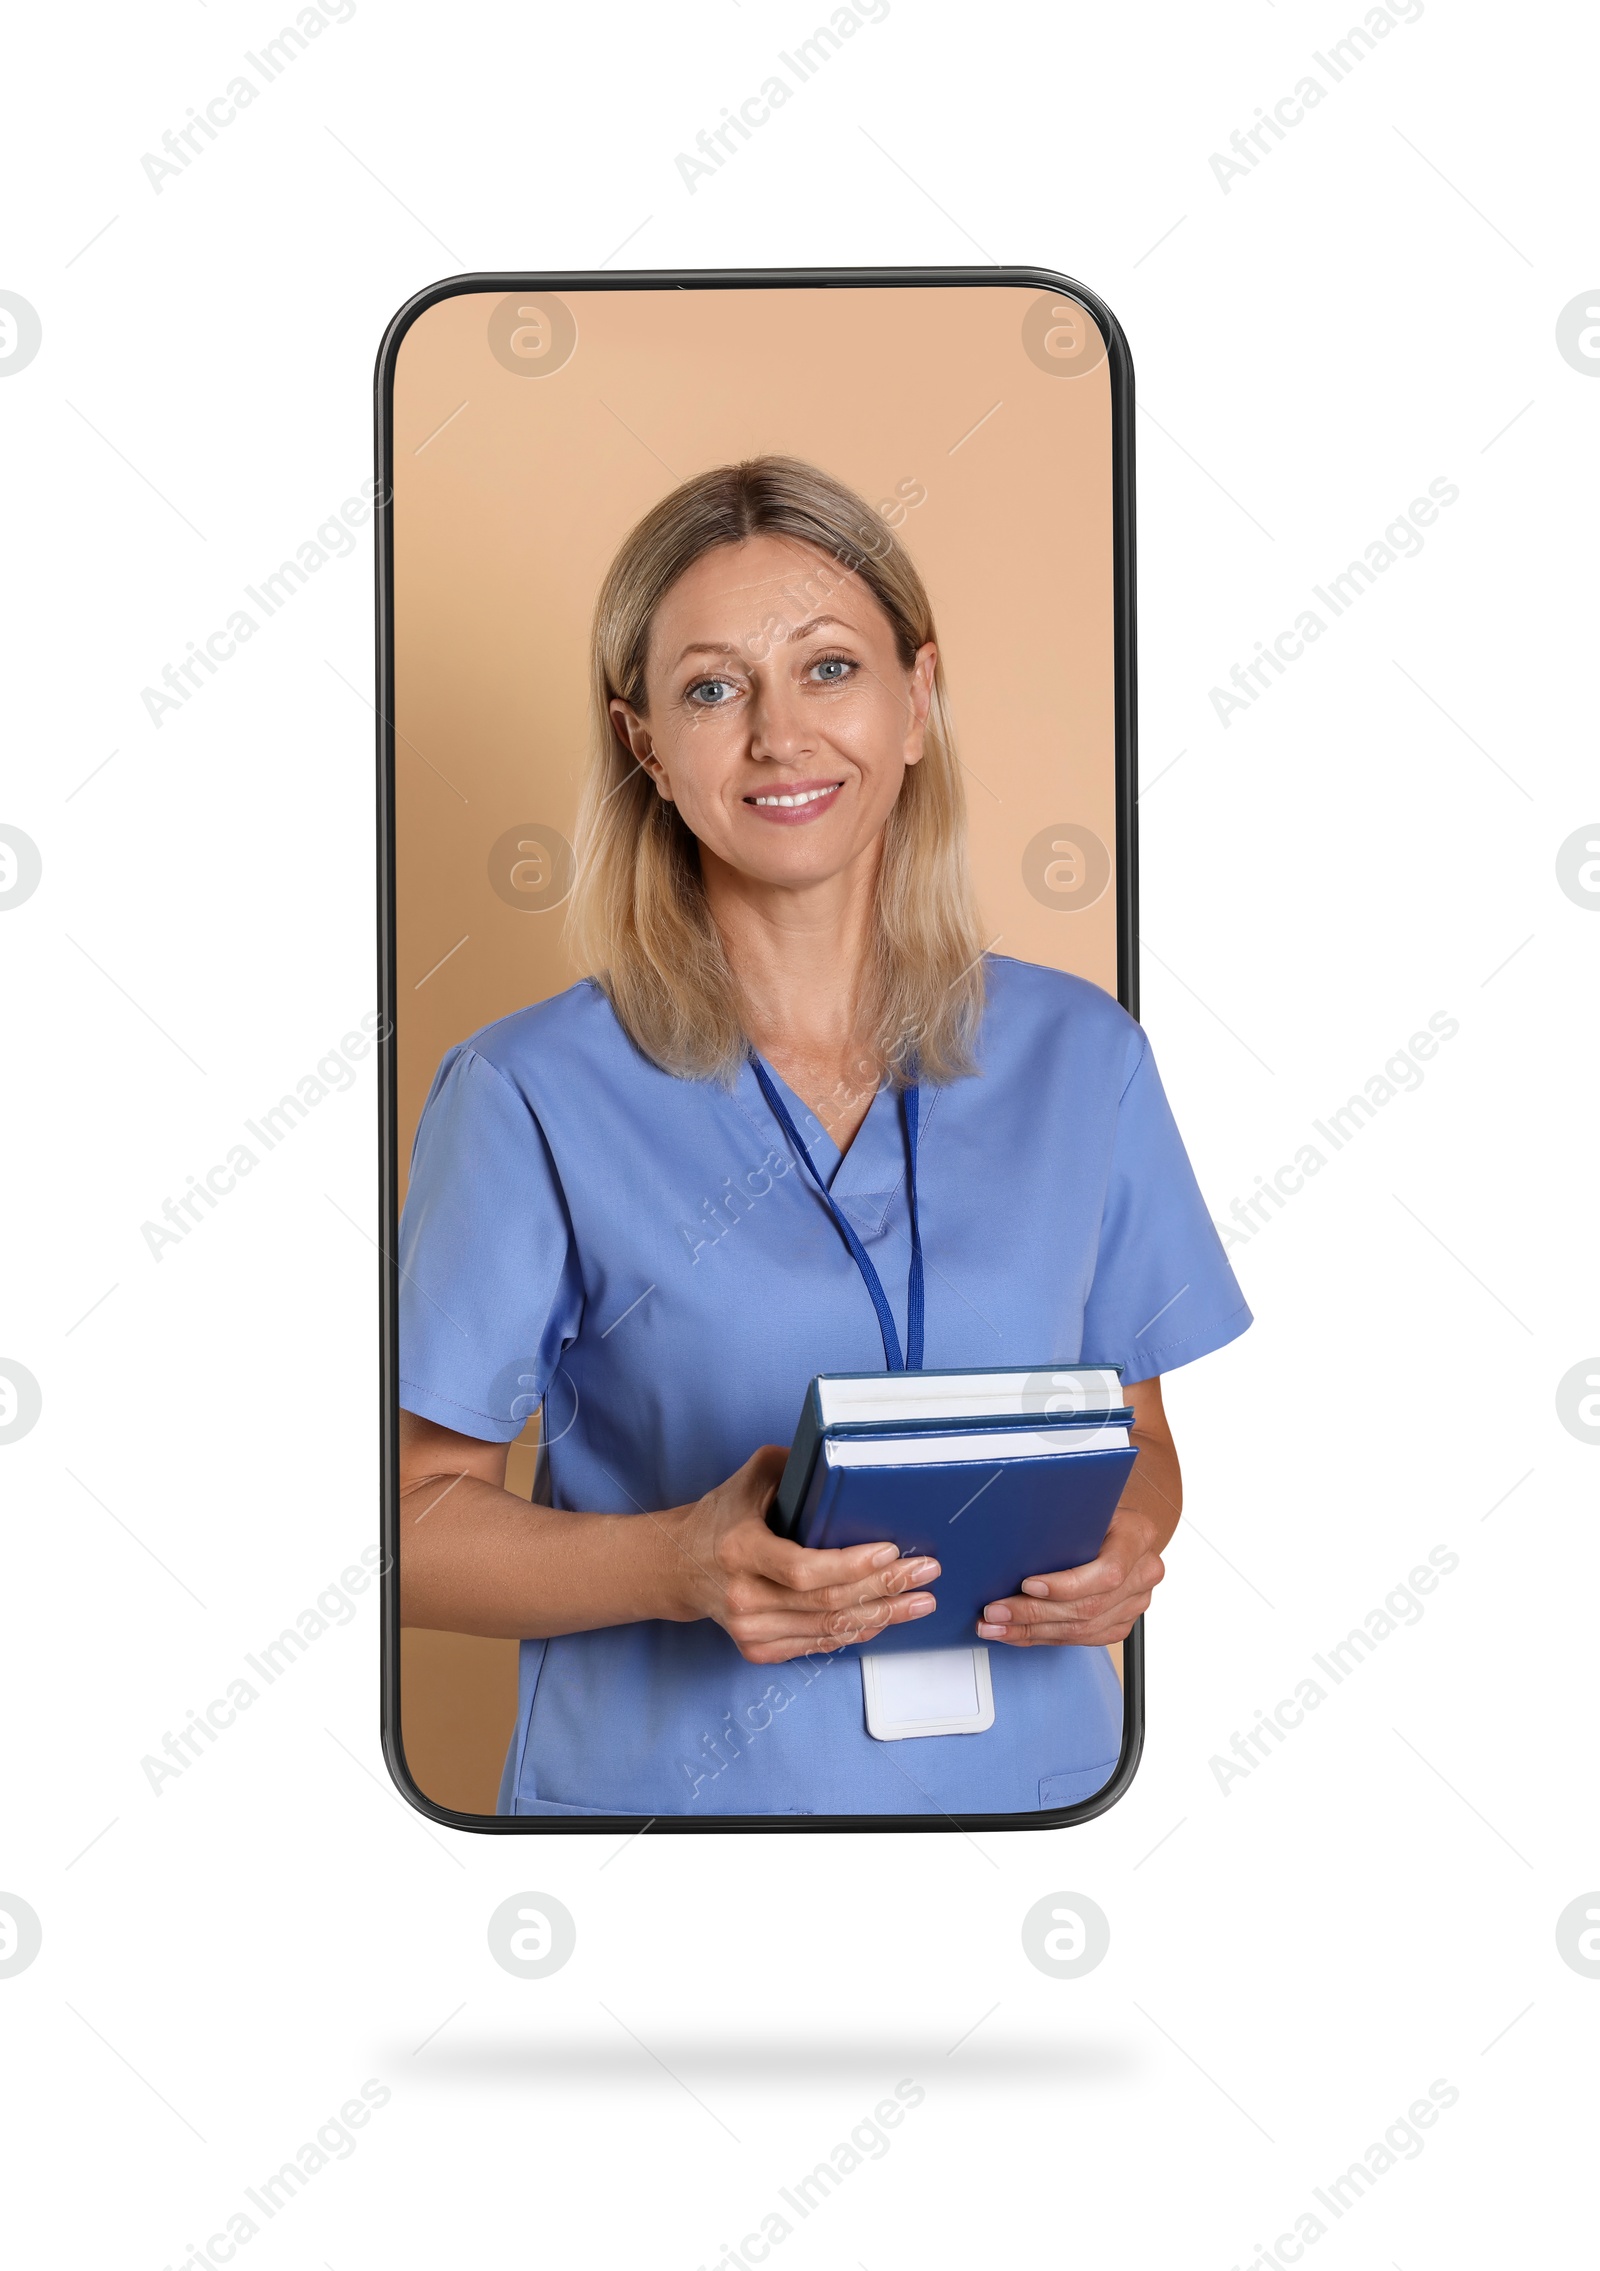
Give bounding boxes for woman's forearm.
[1123,1377,1183,1553]
[1123,1426,1181,1551]
[399,1433,933,1661]
[399,1471,691,1638]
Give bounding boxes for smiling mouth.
[744,782,844,810]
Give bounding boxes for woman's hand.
[975,1377,1183,1648]
[976,1502,1164,1646]
[659,1445,941,1664]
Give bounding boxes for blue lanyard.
[751,1057,924,1372]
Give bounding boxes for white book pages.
[817,1366,1123,1425]
[829,1424,1130,1468]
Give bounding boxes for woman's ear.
[901,643,938,767]
[609,697,674,801]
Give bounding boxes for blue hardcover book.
[774,1362,1126,1532]
[790,1422,1138,1654]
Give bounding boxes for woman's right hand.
[659,1445,941,1664]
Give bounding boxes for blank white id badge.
[861,1647,996,1740]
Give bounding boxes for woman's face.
[611,533,937,892]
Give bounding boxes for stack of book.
[773,1364,1137,1652]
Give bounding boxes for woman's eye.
[687,677,738,706]
[809,654,855,683]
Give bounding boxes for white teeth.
[750,786,838,807]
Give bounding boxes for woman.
[397,455,1250,1817]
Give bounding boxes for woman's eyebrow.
[670,614,855,668]
[782,614,853,643]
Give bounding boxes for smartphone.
[376,267,1144,1833]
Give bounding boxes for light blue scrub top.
[398,955,1251,1818]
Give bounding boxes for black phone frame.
[375,264,1141,1836]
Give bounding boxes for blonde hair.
[567,454,986,1087]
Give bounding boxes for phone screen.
[378,269,1138,1830]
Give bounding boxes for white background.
[2,1,1596,2265]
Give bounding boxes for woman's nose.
[747,674,812,760]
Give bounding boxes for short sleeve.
[397,1045,583,1442]
[1080,1032,1252,1385]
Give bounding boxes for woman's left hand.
[975,1502,1165,1647]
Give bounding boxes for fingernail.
[906,1595,935,1617]
[983,1604,1012,1623]
[909,1558,940,1581]
[1020,1578,1050,1597]
[869,1545,899,1567]
[976,1621,1008,1639]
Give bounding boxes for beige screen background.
[391,281,1120,1814]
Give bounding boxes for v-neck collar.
[734,1059,937,1200]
